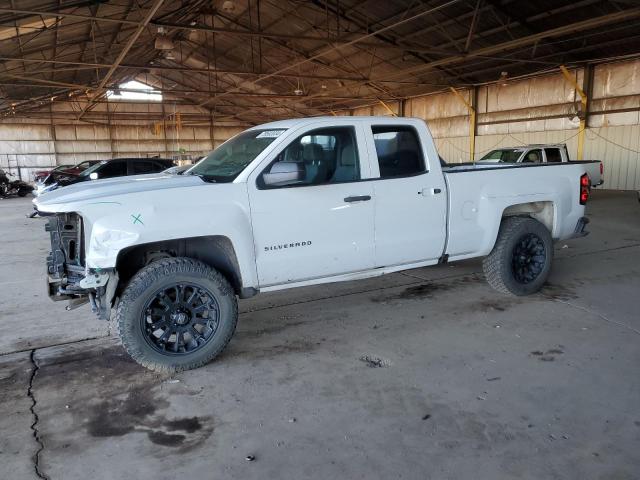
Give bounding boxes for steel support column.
[560,65,588,160]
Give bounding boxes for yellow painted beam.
[560,65,587,160]
[449,87,476,162]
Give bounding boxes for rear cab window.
[371,126,426,178]
[545,148,562,163]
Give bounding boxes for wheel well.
[115,236,242,295]
[502,201,555,235]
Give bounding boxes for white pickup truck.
[34,117,593,372]
[478,144,603,187]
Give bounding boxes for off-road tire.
[483,217,553,296]
[116,257,238,372]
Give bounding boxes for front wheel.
[116,257,238,372]
[483,217,553,296]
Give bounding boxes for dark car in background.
[35,158,176,196]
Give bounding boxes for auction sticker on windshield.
[256,129,286,138]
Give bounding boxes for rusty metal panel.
[593,60,640,99]
[113,141,166,153]
[425,117,468,139]
[54,125,78,140]
[56,153,110,163]
[481,71,580,113]
[351,102,399,117]
[193,127,212,140]
[406,91,468,120]
[164,140,211,154]
[111,125,156,140]
[213,126,244,141]
[352,105,372,116]
[585,125,640,190]
[166,127,196,140]
[433,136,469,164]
[590,96,640,128]
[0,124,50,140]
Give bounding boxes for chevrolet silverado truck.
[478,144,603,187]
[34,117,593,372]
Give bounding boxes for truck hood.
[34,173,205,208]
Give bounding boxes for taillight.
[580,173,590,205]
[600,162,603,175]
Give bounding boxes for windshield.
[188,129,286,182]
[80,161,107,177]
[480,148,524,162]
[75,161,96,171]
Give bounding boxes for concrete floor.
[1,190,639,480]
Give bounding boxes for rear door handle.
[419,187,442,196]
[344,195,371,203]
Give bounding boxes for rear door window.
[545,148,562,163]
[131,161,157,174]
[371,126,426,178]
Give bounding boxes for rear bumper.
[570,216,590,238]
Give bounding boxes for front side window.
[97,160,127,178]
[372,126,425,178]
[522,149,543,163]
[259,127,360,188]
[189,129,286,182]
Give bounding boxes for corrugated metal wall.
[0,114,244,181]
[407,58,640,190]
[1,58,639,189]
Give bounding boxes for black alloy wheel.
[511,233,546,284]
[141,282,220,355]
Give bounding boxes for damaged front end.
[44,212,116,320]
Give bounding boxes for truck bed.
[442,160,600,173]
[442,161,589,261]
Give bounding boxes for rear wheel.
[483,217,553,296]
[116,257,238,372]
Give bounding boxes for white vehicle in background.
[34,117,593,372]
[478,144,604,187]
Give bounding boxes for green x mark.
[131,213,144,225]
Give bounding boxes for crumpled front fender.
[87,223,140,269]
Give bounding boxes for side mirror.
[89,172,99,180]
[262,161,304,187]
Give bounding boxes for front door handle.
[344,195,371,203]
[419,187,442,196]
